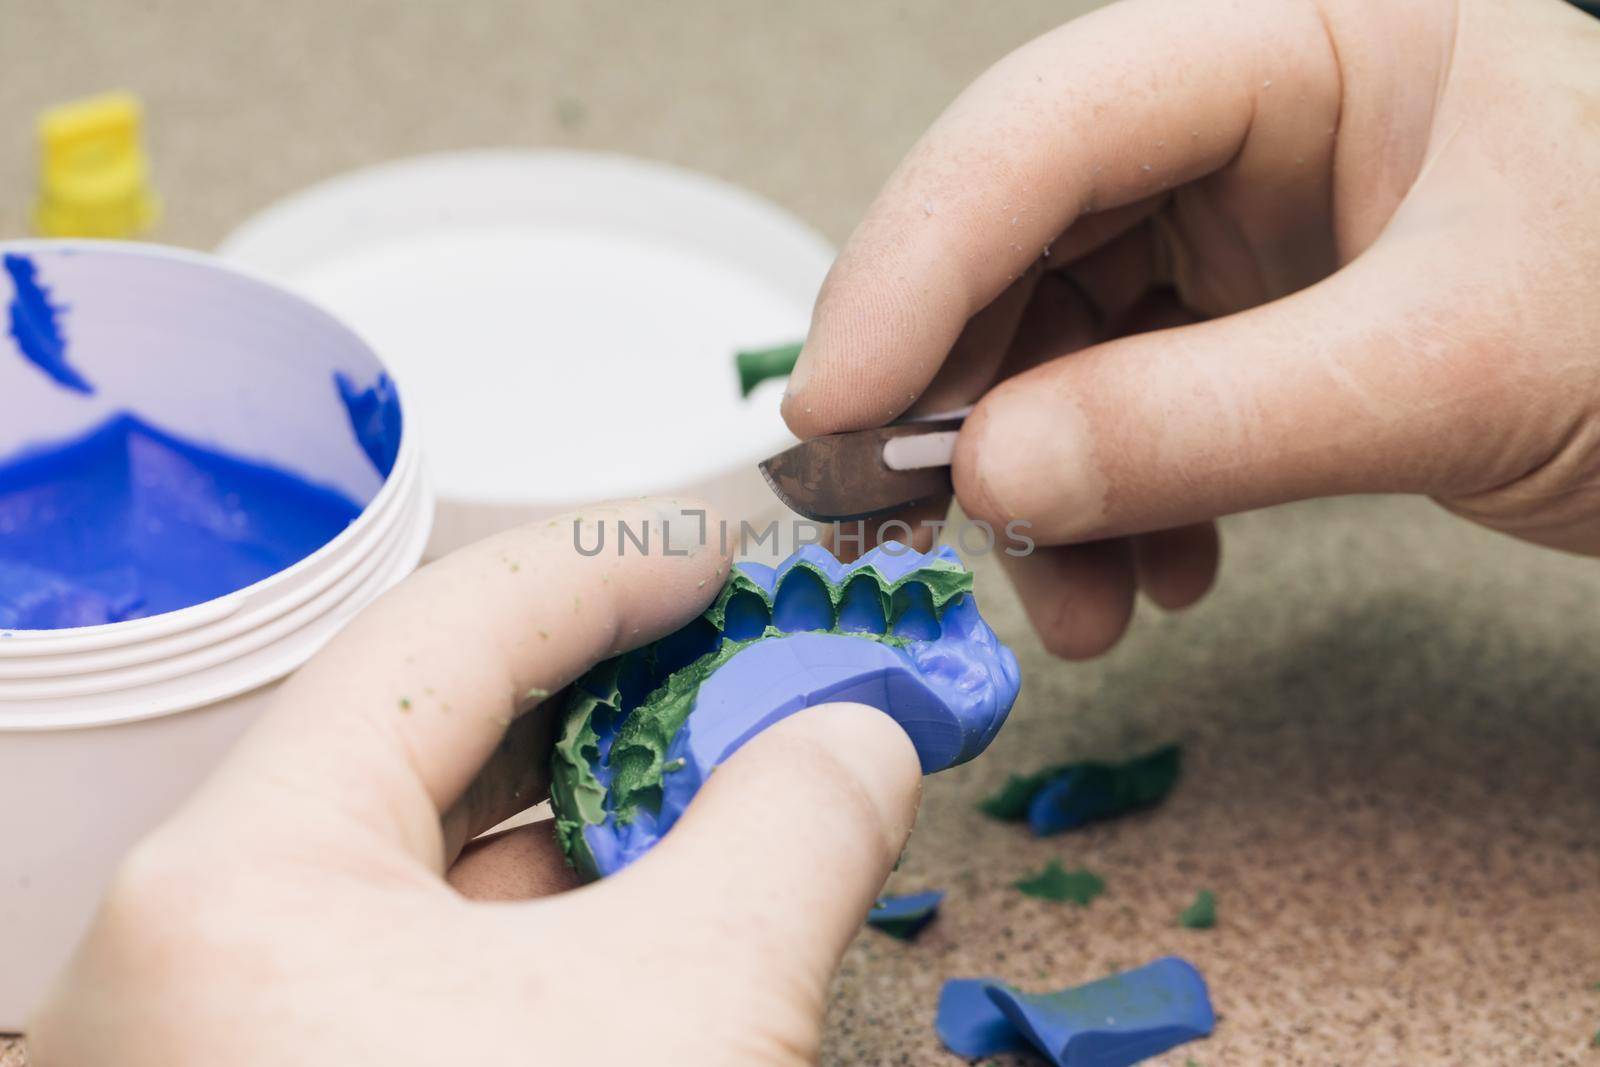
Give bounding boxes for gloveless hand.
[28,502,921,1066]
[786,0,1600,658]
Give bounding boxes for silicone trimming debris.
[866,890,944,940]
[935,957,1216,1066]
[1178,889,1216,930]
[549,543,1022,880]
[979,744,1182,836]
[735,339,803,397]
[1014,860,1104,906]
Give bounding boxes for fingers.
[1046,195,1167,266]
[1002,222,1170,377]
[825,497,952,563]
[213,501,731,868]
[816,271,1042,564]
[447,820,582,901]
[1000,539,1137,660]
[994,524,1215,660]
[952,241,1524,546]
[1133,522,1221,611]
[784,0,1341,438]
[438,705,554,860]
[608,702,921,998]
[907,267,1040,416]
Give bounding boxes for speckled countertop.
[2,3,1597,1064]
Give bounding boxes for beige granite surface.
[2,2,1598,1063]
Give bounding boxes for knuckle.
[104,834,194,922]
[101,831,246,957]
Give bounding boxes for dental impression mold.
[550,543,1022,880]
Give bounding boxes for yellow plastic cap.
[33,90,160,239]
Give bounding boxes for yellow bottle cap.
[33,90,161,239]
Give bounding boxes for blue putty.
[866,890,945,940]
[554,544,1023,880]
[4,252,93,395]
[936,957,1216,1066]
[0,414,363,629]
[334,370,402,478]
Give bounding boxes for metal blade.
[758,418,964,522]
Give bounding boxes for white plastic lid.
[218,150,832,512]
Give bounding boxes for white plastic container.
[218,150,831,558]
[0,241,432,1028]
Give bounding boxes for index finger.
[210,500,731,867]
[782,0,1339,438]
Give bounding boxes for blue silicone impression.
[574,543,1022,878]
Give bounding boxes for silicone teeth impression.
[550,543,1022,880]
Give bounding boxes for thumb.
[954,238,1537,545]
[611,702,921,1002]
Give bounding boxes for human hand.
[785,0,1600,658]
[27,502,921,1066]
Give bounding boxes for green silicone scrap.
[1014,860,1105,906]
[735,340,803,397]
[1179,889,1216,929]
[549,663,618,845]
[978,743,1182,823]
[550,556,974,876]
[870,916,926,940]
[978,771,1053,821]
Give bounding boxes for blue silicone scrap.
[557,543,1022,879]
[4,252,93,394]
[937,978,1033,1057]
[866,890,944,939]
[1028,768,1104,836]
[935,957,1215,1067]
[1019,746,1182,837]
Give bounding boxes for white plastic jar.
[0,241,432,1027]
